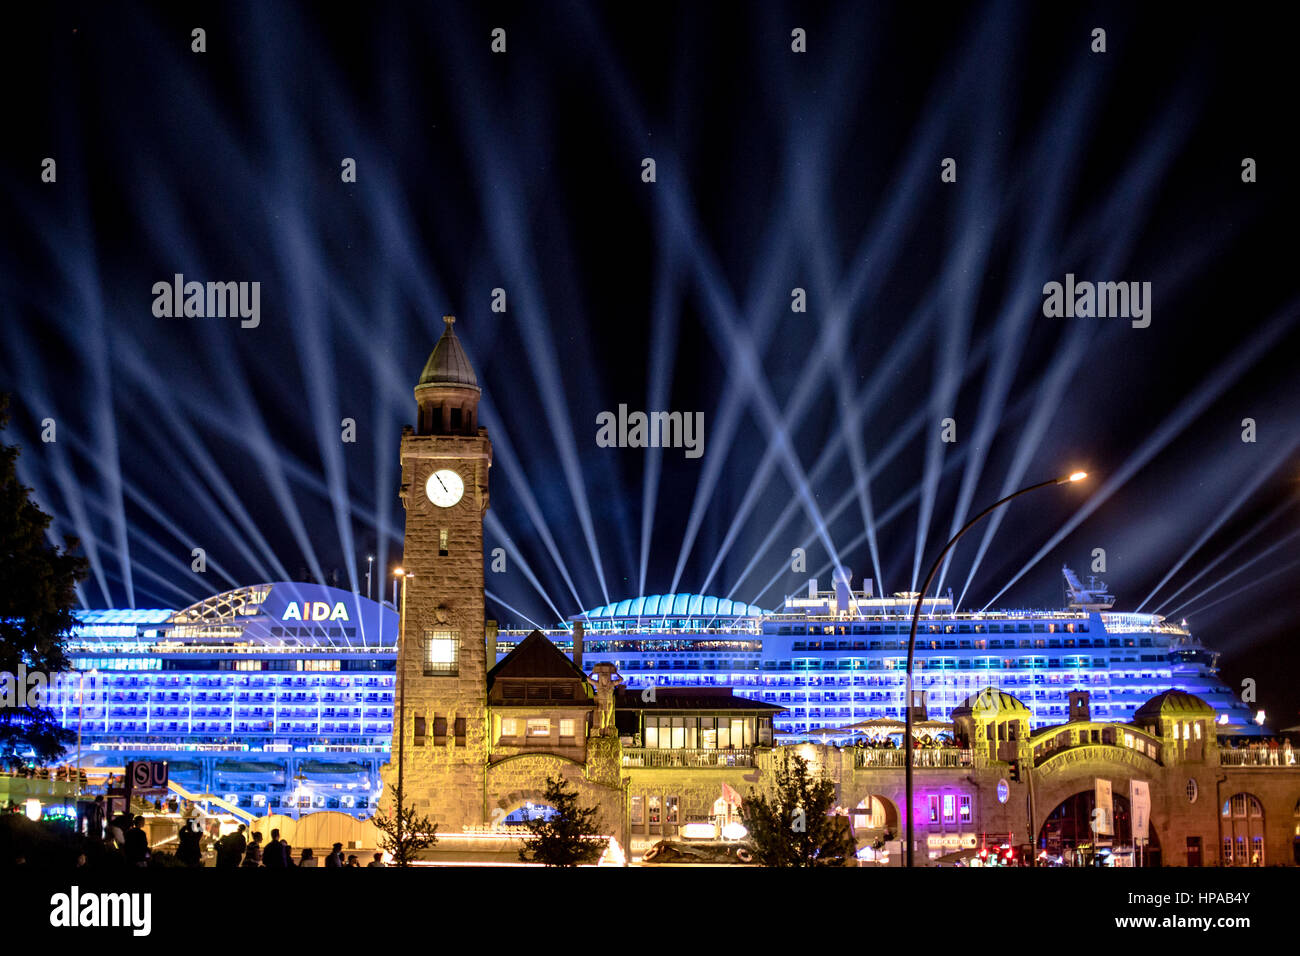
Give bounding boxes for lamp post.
[903,471,1087,867]
[366,556,374,601]
[393,568,412,853]
[75,669,98,801]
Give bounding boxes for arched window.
[1293,798,1300,865]
[853,796,889,830]
[1220,793,1264,866]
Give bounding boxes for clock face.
[425,469,465,508]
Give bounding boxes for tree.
[739,749,857,866]
[372,781,438,866]
[0,396,87,768]
[517,774,609,866]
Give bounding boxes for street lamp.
[76,668,99,801]
[366,556,374,601]
[393,568,413,853]
[903,471,1087,867]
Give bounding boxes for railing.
[622,748,754,768]
[853,748,971,769]
[1220,749,1296,767]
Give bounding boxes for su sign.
[282,601,350,622]
[128,760,169,791]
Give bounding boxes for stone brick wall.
[380,427,493,831]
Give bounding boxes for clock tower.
[385,315,493,827]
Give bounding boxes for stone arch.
[488,751,586,772]
[492,789,556,826]
[484,751,623,837]
[1032,751,1160,822]
[1293,796,1300,865]
[851,793,900,834]
[1219,791,1265,866]
[1036,788,1161,866]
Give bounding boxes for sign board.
[127,760,169,792]
[1093,778,1113,836]
[1129,779,1150,842]
[926,833,978,849]
[996,778,1009,804]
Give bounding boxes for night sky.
[3,4,1298,724]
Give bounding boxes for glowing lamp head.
[393,567,405,578]
[1254,710,1266,726]
[1068,471,1087,483]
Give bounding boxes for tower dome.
[418,315,479,390]
[952,687,1031,719]
[1134,689,1214,722]
[414,315,481,436]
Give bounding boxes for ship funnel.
[834,568,853,615]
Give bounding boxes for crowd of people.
[1221,737,1296,765]
[59,795,389,868]
[0,766,87,783]
[212,826,386,868]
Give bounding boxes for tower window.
[439,529,449,557]
[423,630,459,676]
[450,406,462,432]
[413,716,426,747]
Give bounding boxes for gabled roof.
[486,630,589,690]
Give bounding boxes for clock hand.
[436,475,448,493]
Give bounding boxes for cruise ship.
[553,568,1262,740]
[45,569,1261,818]
[55,583,397,819]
